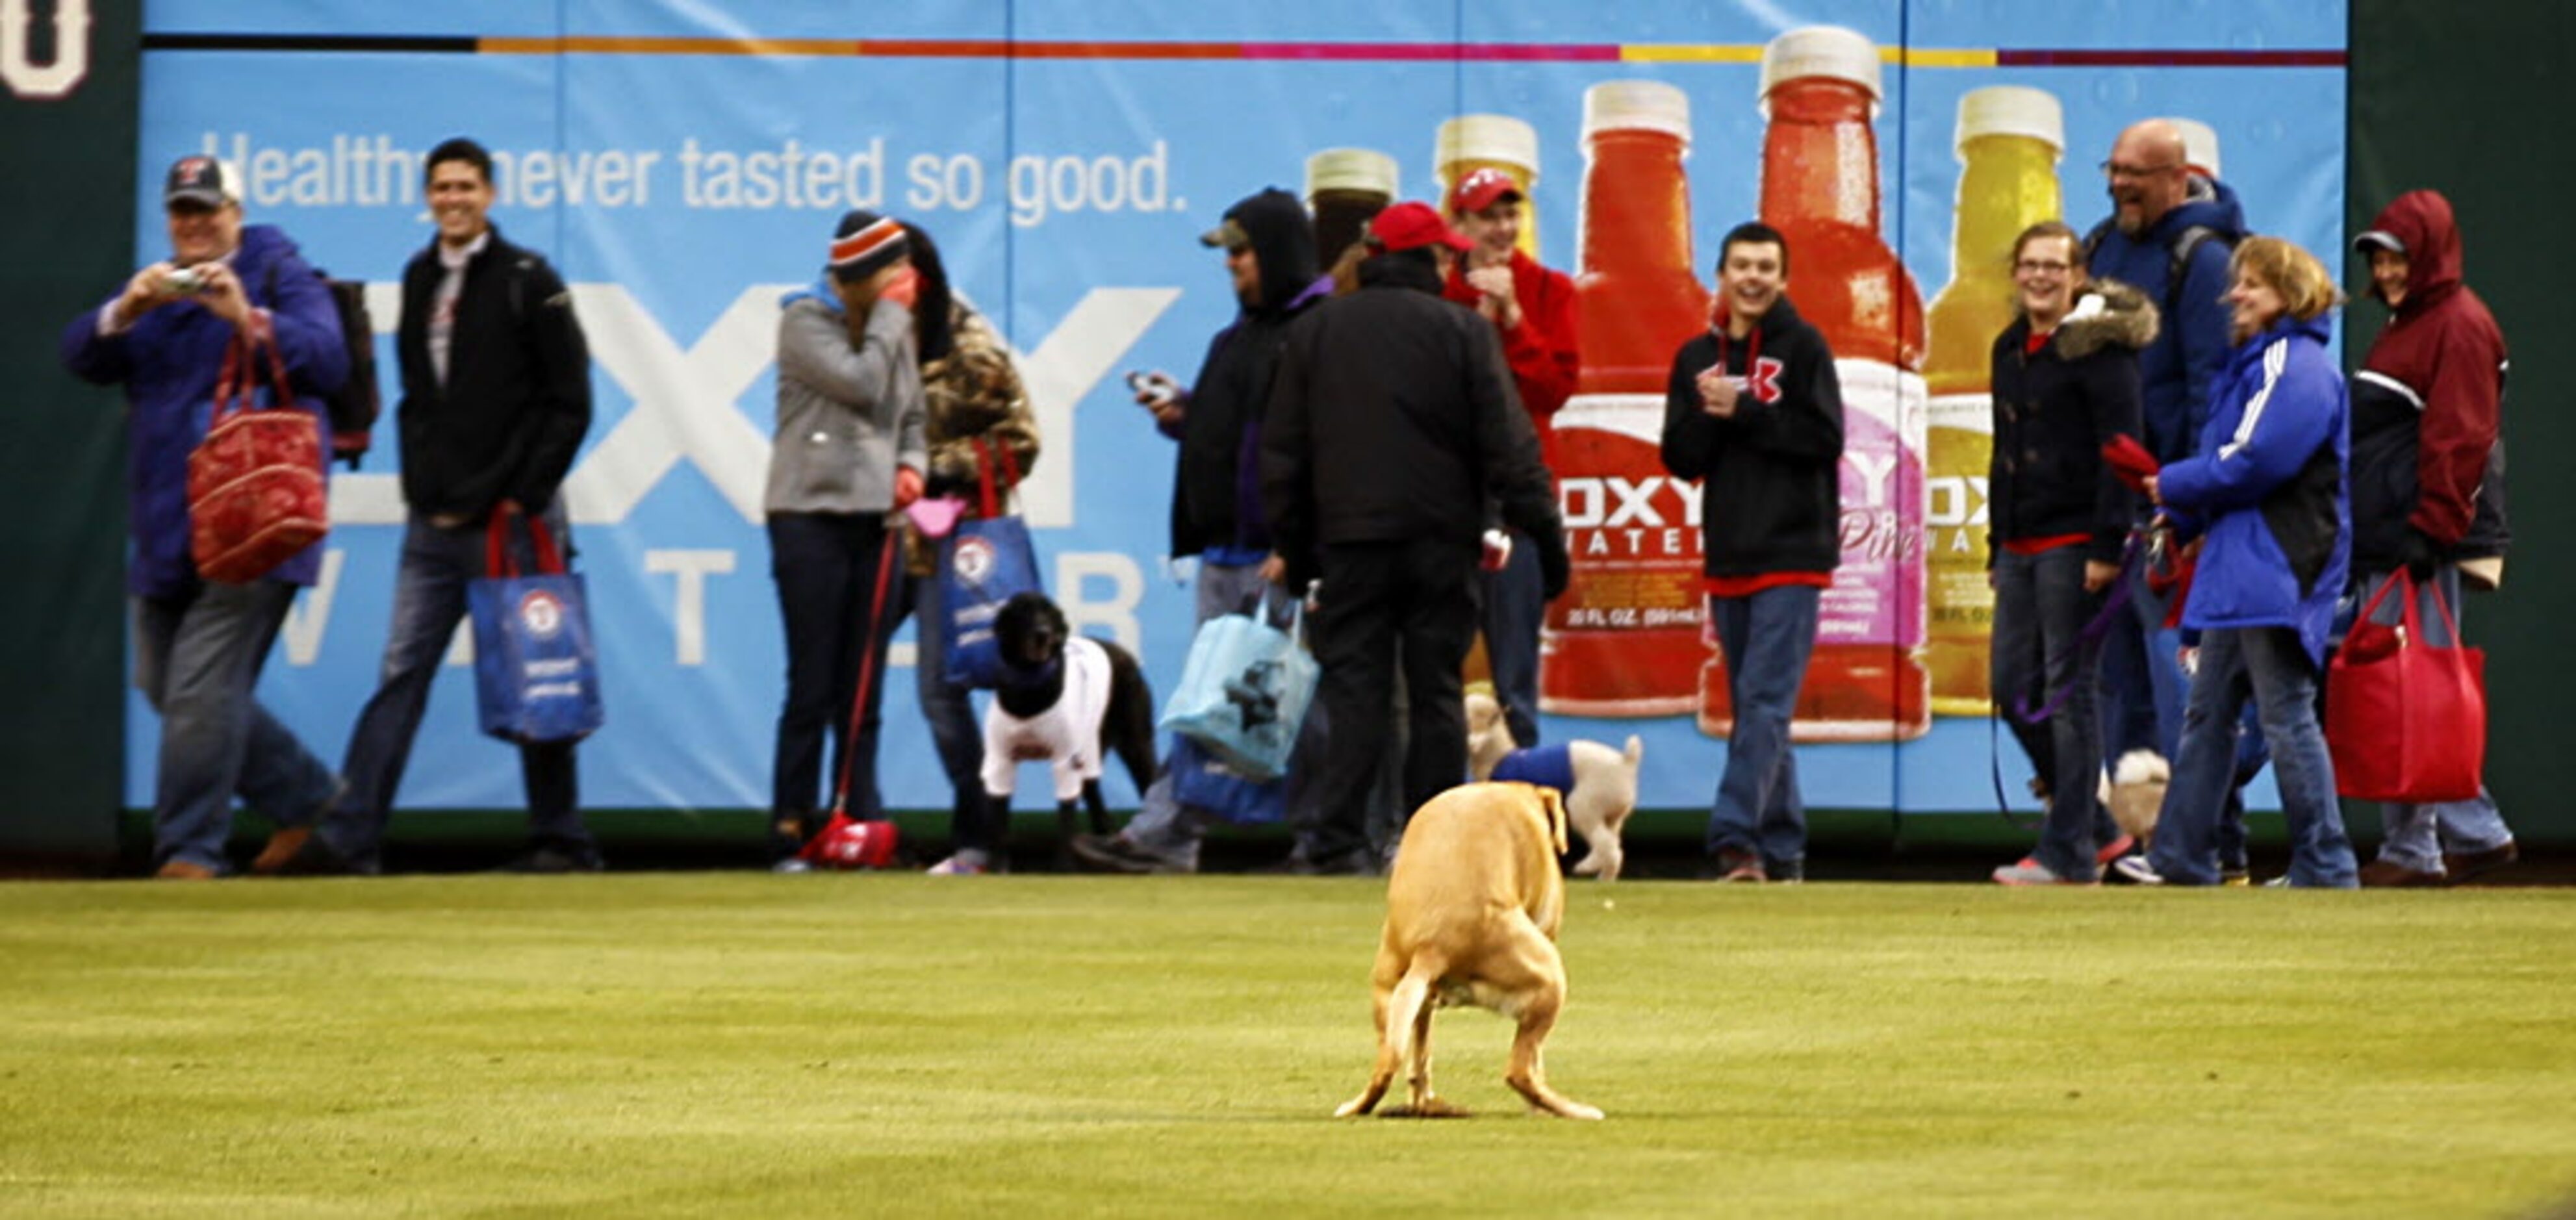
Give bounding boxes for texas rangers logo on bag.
[950,535,997,585]
[517,589,566,638]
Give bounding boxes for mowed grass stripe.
[2,877,2570,1217]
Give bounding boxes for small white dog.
[2101,748,2169,844]
[1464,691,1642,882]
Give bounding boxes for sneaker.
[771,856,814,874]
[249,826,316,876]
[1711,850,1766,883]
[2111,855,2166,885]
[926,850,993,876]
[2092,833,2137,867]
[1992,858,2095,886]
[1068,833,1185,875]
[2441,842,2518,886]
[499,846,605,874]
[268,832,373,878]
[2262,874,2291,889]
[2358,859,2446,888]
[2220,867,2251,887]
[154,859,218,880]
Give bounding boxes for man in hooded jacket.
[2346,189,2518,887]
[1073,188,1334,874]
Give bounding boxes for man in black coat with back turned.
[1262,201,1567,874]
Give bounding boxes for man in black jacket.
[1659,222,1843,883]
[278,137,598,875]
[1073,187,1333,874]
[1262,201,1567,874]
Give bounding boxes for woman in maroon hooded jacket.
[2346,189,2517,886]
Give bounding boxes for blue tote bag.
[1168,734,1286,826]
[939,438,1043,689]
[468,507,605,744]
[1158,592,1317,782]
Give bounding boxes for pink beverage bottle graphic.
[1924,86,2065,718]
[1543,80,1709,717]
[1702,26,1930,743]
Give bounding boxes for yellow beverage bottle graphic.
[1435,114,1541,259]
[1923,85,2063,717]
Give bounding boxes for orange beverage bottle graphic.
[1435,114,1541,260]
[1702,26,1930,743]
[1924,86,2065,717]
[1542,80,1709,717]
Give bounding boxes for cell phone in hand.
[1126,370,1177,407]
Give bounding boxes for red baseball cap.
[1366,201,1475,253]
[1447,168,1524,215]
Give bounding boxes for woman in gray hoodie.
[765,209,928,862]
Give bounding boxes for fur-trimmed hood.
[2050,279,2160,359]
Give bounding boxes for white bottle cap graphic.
[1435,114,1541,180]
[1956,85,2063,154]
[2163,116,2223,178]
[1760,25,1883,114]
[1580,80,1691,144]
[1305,147,1399,201]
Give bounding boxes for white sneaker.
[2111,855,2166,885]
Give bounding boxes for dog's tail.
[1620,735,1643,768]
[1102,642,1159,794]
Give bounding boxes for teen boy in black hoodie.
[1660,222,1843,883]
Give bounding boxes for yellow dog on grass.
[1336,782,1602,1120]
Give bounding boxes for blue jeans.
[1480,529,1543,748]
[1125,561,1335,869]
[2100,562,2187,765]
[321,503,591,868]
[2149,626,2356,887]
[890,557,1000,852]
[767,512,899,825]
[1991,547,2114,880]
[134,579,338,873]
[2349,565,2513,870]
[1705,585,1820,870]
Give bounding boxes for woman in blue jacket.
[2139,236,2359,887]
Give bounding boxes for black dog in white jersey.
[984,592,1157,865]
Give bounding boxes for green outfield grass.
[3,875,2571,1217]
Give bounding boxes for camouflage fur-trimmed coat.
[906,301,1041,576]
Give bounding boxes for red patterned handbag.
[186,318,328,583]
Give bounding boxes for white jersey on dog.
[980,635,1114,802]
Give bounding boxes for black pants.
[767,511,898,823]
[1304,539,1481,865]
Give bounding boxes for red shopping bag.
[2325,571,2486,802]
[186,318,327,583]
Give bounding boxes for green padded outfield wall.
[0,0,136,864]
[2349,0,2573,846]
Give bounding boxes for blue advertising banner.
[123,1,2347,819]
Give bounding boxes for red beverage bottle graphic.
[1700,26,1930,743]
[1542,80,1711,717]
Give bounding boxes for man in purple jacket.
[60,155,348,878]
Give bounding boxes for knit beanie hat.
[828,209,909,283]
